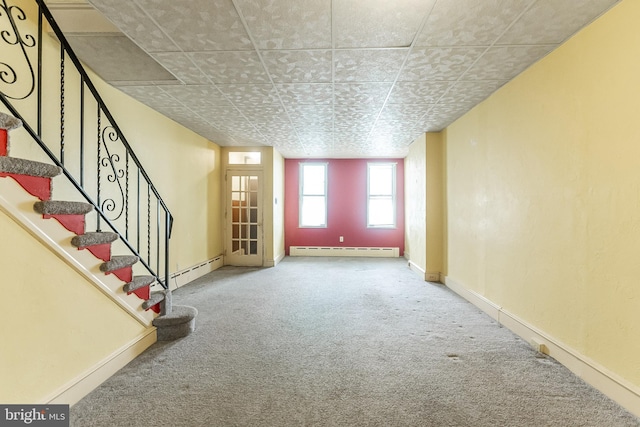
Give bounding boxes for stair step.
[152,305,198,327]
[152,305,198,341]
[71,231,118,248]
[0,112,22,131]
[34,200,93,216]
[100,255,138,273]
[0,157,61,178]
[142,291,165,311]
[123,275,156,293]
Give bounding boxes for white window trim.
[367,162,397,228]
[299,162,328,228]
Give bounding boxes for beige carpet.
[71,257,640,426]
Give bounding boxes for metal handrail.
[0,0,173,289]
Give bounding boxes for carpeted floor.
[71,257,640,426]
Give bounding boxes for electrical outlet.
[339,236,344,242]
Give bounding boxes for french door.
[225,170,263,266]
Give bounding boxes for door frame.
[225,168,264,266]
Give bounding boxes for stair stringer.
[0,176,156,326]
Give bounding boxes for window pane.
[301,196,326,226]
[229,152,261,165]
[302,164,326,195]
[369,198,394,226]
[369,164,393,195]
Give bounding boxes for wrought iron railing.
[0,0,173,289]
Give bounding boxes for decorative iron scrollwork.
[99,125,126,221]
[0,0,36,100]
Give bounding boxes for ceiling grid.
[48,0,621,157]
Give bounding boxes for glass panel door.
[226,170,263,266]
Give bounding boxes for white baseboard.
[265,251,285,267]
[46,328,157,406]
[406,259,442,283]
[408,259,425,277]
[444,276,640,419]
[169,255,223,290]
[290,246,399,258]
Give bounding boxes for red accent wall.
[284,158,404,255]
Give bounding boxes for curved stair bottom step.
[152,305,198,341]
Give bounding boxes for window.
[299,163,327,227]
[228,151,261,165]
[367,163,396,228]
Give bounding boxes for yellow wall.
[272,149,285,263]
[0,210,148,403]
[405,132,445,281]
[93,82,223,270]
[445,0,640,388]
[426,132,444,278]
[1,1,223,402]
[404,133,427,271]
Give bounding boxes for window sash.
[299,163,327,228]
[367,163,396,228]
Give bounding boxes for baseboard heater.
[289,246,399,258]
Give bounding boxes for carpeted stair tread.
[142,292,165,310]
[123,275,156,293]
[0,157,62,178]
[71,231,118,248]
[152,305,198,327]
[100,255,139,273]
[34,200,93,215]
[0,112,22,130]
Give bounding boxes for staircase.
[0,112,197,338]
[0,0,197,341]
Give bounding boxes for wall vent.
[289,246,399,258]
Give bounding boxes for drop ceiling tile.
[399,47,485,81]
[262,50,332,83]
[216,84,280,106]
[150,52,209,84]
[386,81,451,104]
[440,80,508,104]
[333,0,436,48]
[195,107,245,125]
[463,45,554,81]
[498,0,619,45]
[190,51,269,84]
[334,49,408,82]
[234,0,331,49]
[288,104,333,120]
[334,133,369,146]
[259,120,298,137]
[134,0,252,51]
[289,105,333,132]
[276,84,333,105]
[415,0,530,47]
[160,85,231,108]
[117,86,176,107]
[66,35,177,84]
[87,0,178,52]
[297,132,333,146]
[334,107,378,131]
[240,106,288,125]
[333,83,392,106]
[378,104,431,123]
[418,103,471,131]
